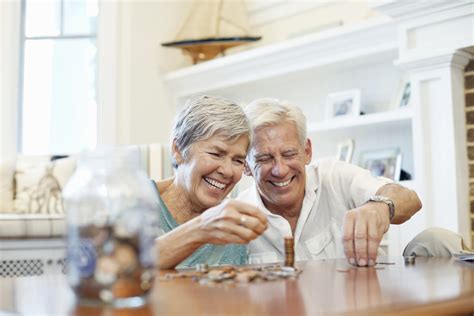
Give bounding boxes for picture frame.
[393,79,411,108]
[336,139,354,163]
[359,148,402,181]
[325,89,361,120]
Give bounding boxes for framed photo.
[336,139,354,163]
[325,89,361,120]
[394,80,411,108]
[359,148,402,181]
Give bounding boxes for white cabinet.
[164,2,474,252]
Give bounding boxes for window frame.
[18,0,99,154]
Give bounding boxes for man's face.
[246,122,312,214]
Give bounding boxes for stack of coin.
[284,237,295,267]
[404,255,416,265]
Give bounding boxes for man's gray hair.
[244,98,307,146]
[171,95,251,168]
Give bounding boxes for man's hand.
[342,202,390,266]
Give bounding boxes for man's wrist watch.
[367,195,395,222]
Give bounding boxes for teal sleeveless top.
[152,181,248,268]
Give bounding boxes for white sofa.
[0,144,166,277]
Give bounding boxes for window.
[19,0,99,155]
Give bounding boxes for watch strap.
[368,195,395,222]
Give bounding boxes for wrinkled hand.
[198,199,268,245]
[342,202,390,266]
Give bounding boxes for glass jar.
[63,147,160,307]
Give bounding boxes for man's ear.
[244,161,253,177]
[304,138,312,165]
[171,139,184,166]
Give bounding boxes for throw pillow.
[13,156,76,214]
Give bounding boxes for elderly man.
[238,98,422,267]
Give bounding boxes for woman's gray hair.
[244,98,307,146]
[171,95,251,168]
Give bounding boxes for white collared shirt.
[237,158,392,264]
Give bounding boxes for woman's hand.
[197,199,268,244]
[156,199,267,269]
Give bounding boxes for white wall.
[255,1,378,41]
[104,1,192,147]
[0,0,20,162]
[111,0,381,149]
[231,1,381,53]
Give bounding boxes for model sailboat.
[161,0,261,64]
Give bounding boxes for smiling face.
[246,121,312,215]
[174,134,249,213]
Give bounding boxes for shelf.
[164,17,397,99]
[308,107,414,134]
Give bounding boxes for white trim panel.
[246,0,329,27]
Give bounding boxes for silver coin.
[195,263,209,273]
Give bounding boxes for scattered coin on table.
[159,265,302,286]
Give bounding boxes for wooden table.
[1,257,473,315]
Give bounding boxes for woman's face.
[175,134,249,212]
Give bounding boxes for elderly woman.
[155,95,268,269]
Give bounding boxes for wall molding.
[96,1,119,145]
[370,0,472,20]
[395,50,473,72]
[246,0,330,28]
[372,1,474,65]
